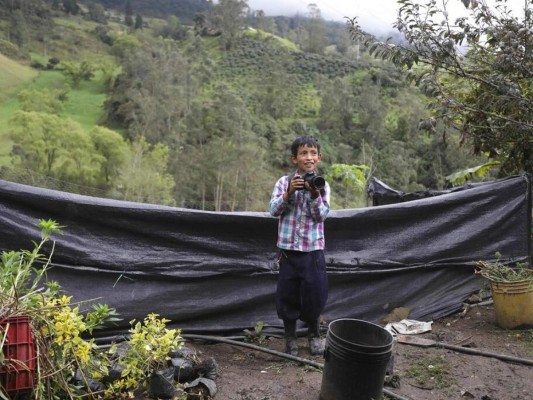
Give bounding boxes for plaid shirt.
[269,174,330,252]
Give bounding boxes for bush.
[30,60,45,69]
[0,39,29,61]
[0,220,120,399]
[0,219,210,400]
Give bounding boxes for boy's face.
[291,144,321,174]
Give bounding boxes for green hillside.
[0,64,108,166]
[0,54,37,163]
[0,1,487,210]
[0,53,38,95]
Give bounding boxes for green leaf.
[445,161,501,185]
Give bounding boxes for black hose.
[182,333,411,400]
[183,333,324,369]
[436,342,533,366]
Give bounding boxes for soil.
[186,303,533,400]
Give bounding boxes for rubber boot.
[283,319,298,356]
[307,319,324,356]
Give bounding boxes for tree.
[211,0,249,50]
[183,36,214,109]
[317,76,356,139]
[88,2,107,24]
[176,83,273,211]
[251,52,297,119]
[156,15,182,39]
[60,61,95,88]
[35,8,55,57]
[115,136,176,206]
[255,10,266,33]
[355,76,388,149]
[376,140,419,191]
[8,111,97,184]
[326,163,370,208]
[193,12,208,36]
[110,34,142,59]
[9,10,28,49]
[109,42,191,145]
[305,3,326,54]
[89,126,128,185]
[62,0,79,15]
[348,0,533,176]
[134,13,143,30]
[124,0,133,27]
[17,88,65,115]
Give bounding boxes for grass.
[514,329,533,357]
[244,28,300,52]
[63,73,107,130]
[0,54,38,165]
[0,64,107,167]
[0,53,38,100]
[402,355,454,390]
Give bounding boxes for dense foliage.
[0,0,497,211]
[95,0,211,23]
[0,220,191,399]
[349,0,532,177]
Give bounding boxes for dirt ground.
[186,303,533,400]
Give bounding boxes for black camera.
[299,171,326,191]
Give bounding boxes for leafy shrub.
[475,252,532,283]
[1,219,185,399]
[0,220,120,399]
[104,314,183,396]
[30,60,45,69]
[0,39,29,61]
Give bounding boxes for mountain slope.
[0,53,38,98]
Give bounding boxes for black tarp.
[367,177,492,206]
[0,175,530,341]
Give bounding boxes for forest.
[0,0,530,211]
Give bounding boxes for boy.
[269,135,331,356]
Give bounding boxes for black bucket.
[319,319,393,400]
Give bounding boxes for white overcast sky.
[246,0,530,33]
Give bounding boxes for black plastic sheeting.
[367,177,493,206]
[0,175,530,342]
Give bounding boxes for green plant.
[445,161,500,186]
[0,219,121,399]
[35,294,117,399]
[403,355,453,390]
[243,321,267,345]
[104,313,184,396]
[475,252,533,283]
[0,219,63,319]
[1,219,190,399]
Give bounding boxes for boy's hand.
[283,175,303,202]
[288,175,304,194]
[305,182,321,199]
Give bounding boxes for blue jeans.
[276,249,328,322]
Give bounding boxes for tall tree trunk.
[231,169,240,211]
[215,171,224,211]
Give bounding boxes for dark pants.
[276,250,328,322]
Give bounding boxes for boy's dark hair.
[290,135,321,156]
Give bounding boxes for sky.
[246,0,529,34]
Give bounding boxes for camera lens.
[311,176,325,190]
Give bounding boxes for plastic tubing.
[182,333,411,400]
